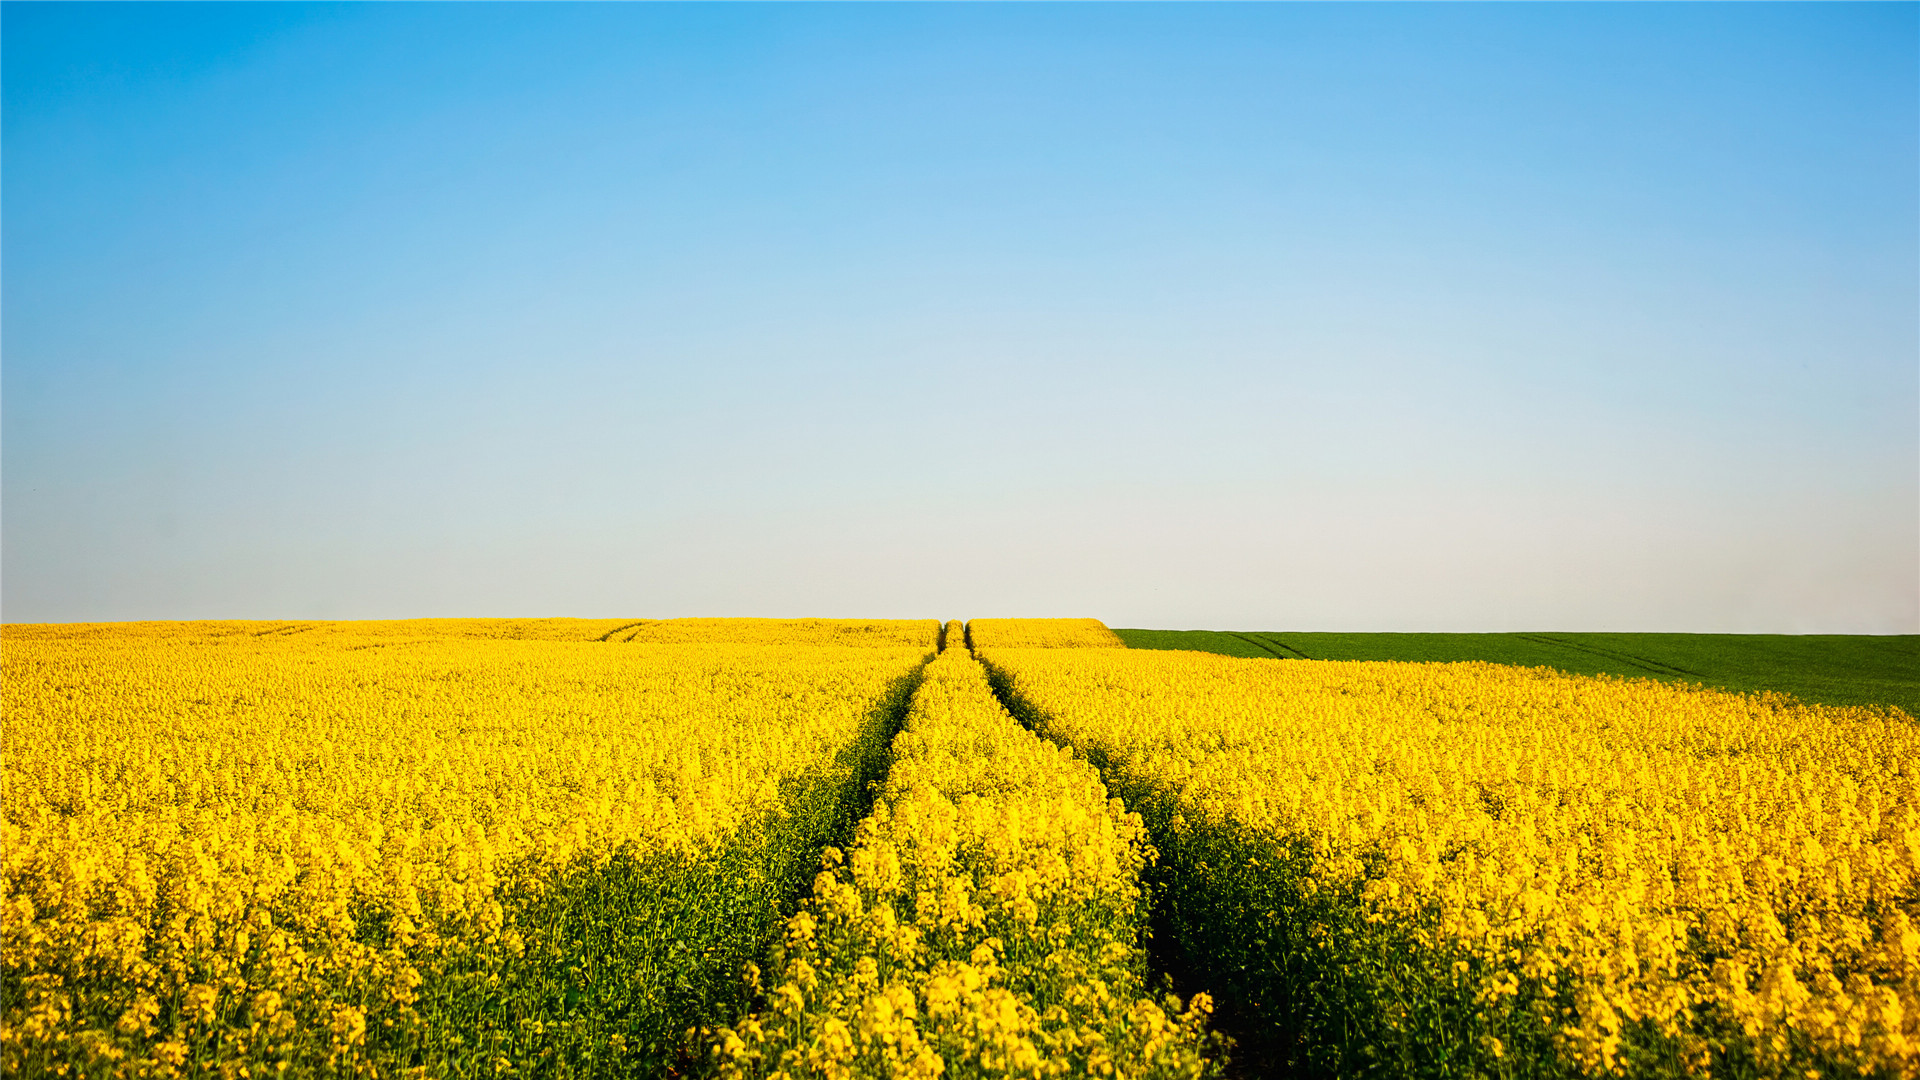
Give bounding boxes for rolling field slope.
[1114,629,1920,718]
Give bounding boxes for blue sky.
[4,2,1915,631]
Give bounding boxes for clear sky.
[4,2,1915,632]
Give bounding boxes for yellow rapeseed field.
[618,619,939,648]
[966,621,1124,650]
[14,618,650,645]
[3,620,931,1078]
[11,613,1912,1080]
[981,644,1920,1079]
[713,625,1219,1080]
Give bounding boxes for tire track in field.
[1516,633,1705,680]
[703,644,937,1066]
[591,623,936,1068]
[973,644,1249,1077]
[1230,632,1311,660]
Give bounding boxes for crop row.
[977,637,1920,1080]
[711,625,1217,1079]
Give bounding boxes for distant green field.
[1113,629,1920,719]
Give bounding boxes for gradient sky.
[4,2,1915,631]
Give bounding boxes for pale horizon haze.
[4,3,1916,633]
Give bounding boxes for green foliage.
[1137,809,1568,1080]
[1109,629,1282,660]
[1113,630,1920,718]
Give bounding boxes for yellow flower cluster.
[620,618,941,648]
[966,620,1124,650]
[714,626,1219,1080]
[3,620,929,1078]
[981,646,1920,1078]
[9,617,645,646]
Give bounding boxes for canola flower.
[3,620,929,1079]
[980,646,1920,1079]
[15,617,649,645]
[713,623,1220,1080]
[621,619,940,648]
[966,621,1124,651]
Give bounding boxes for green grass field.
[1113,629,1920,719]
